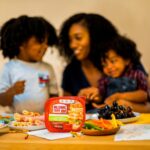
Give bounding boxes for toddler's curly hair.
[0,15,58,59]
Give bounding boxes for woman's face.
[69,23,90,61]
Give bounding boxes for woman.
[58,13,148,113]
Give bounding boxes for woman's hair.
[0,15,58,59]
[98,35,141,71]
[58,13,119,62]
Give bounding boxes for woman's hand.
[92,103,106,108]
[77,87,100,103]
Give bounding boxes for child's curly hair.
[97,35,141,71]
[0,15,58,59]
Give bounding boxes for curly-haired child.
[0,15,58,113]
[79,35,150,112]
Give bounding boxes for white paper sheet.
[115,124,150,141]
[27,129,73,140]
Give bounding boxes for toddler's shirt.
[0,59,58,113]
[99,68,148,101]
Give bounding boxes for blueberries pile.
[97,101,135,119]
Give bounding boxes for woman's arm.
[77,87,102,103]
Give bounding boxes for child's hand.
[105,93,121,105]
[78,87,100,103]
[8,80,26,95]
[117,99,131,107]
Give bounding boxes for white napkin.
[27,129,73,140]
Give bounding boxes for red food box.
[45,96,85,132]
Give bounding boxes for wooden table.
[0,114,150,150]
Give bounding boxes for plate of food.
[0,124,10,134]
[8,110,45,131]
[117,112,140,123]
[8,121,45,131]
[0,113,14,124]
[0,123,7,129]
[86,112,141,123]
[97,102,141,123]
[81,119,120,136]
[81,126,120,136]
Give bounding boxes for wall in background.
[0,0,150,93]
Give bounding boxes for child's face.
[101,50,130,78]
[69,23,90,61]
[18,37,48,62]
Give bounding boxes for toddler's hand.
[10,80,26,95]
[105,93,121,105]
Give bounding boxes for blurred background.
[0,0,150,94]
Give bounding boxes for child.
[0,15,58,113]
[79,35,150,112]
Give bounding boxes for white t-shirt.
[0,59,58,113]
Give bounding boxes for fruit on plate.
[81,114,121,136]
[97,101,135,119]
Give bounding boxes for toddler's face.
[101,50,130,78]
[18,37,48,62]
[68,23,90,61]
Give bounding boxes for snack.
[97,101,135,119]
[13,110,44,126]
[81,126,120,136]
[82,116,121,136]
[45,96,85,132]
[0,115,14,124]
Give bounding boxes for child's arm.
[92,94,150,113]
[117,99,150,113]
[105,90,147,104]
[120,90,147,102]
[0,81,25,106]
[105,70,148,104]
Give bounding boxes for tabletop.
[0,113,150,150]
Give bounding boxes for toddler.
[0,15,58,113]
[79,36,149,112]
